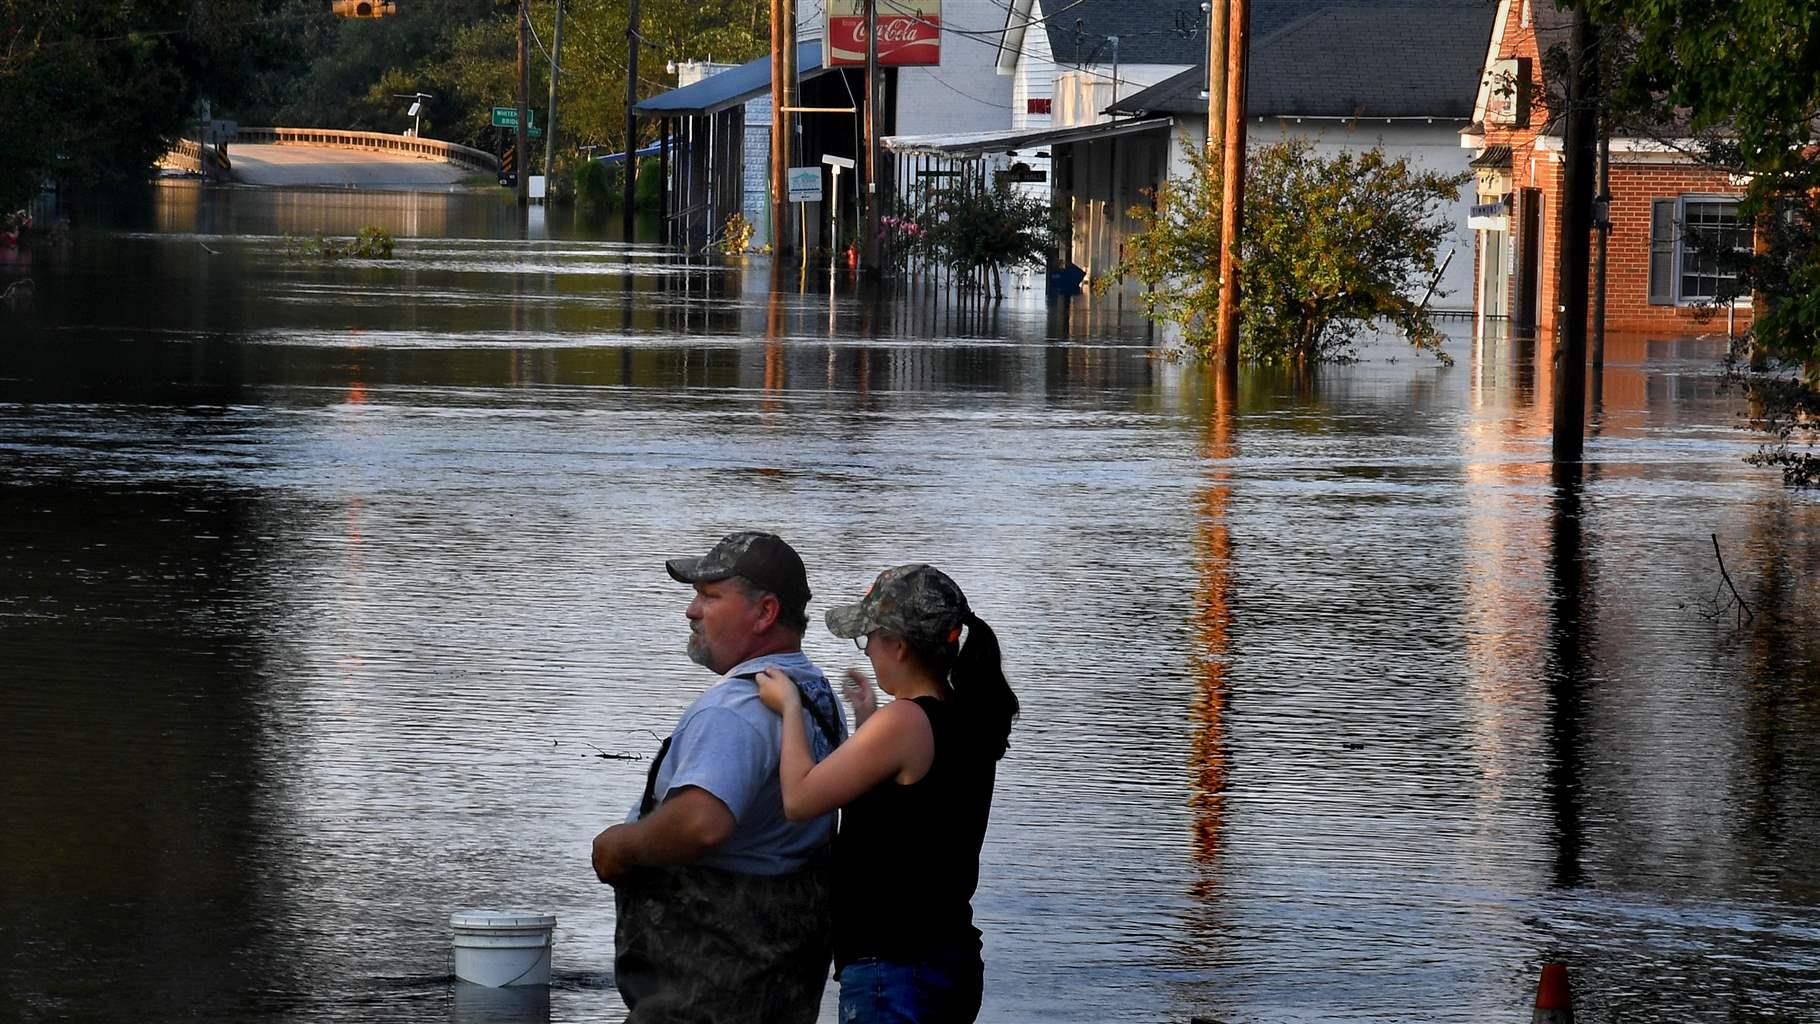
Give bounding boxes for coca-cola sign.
[825,0,941,66]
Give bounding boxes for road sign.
[491,106,542,133]
[788,166,822,203]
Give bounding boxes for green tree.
[1116,139,1467,364]
[1581,0,1820,483]
[0,0,259,208]
[913,178,1054,296]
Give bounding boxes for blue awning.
[633,41,827,118]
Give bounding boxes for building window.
[1649,195,1751,305]
[1027,98,1052,116]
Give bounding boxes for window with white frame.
[1649,195,1752,305]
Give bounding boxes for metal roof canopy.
[884,117,1173,157]
[633,41,830,118]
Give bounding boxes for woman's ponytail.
[950,612,1019,760]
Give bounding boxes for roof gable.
[1108,1,1497,118]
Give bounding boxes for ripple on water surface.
[5,198,1820,1023]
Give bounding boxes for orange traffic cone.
[1533,962,1574,1024]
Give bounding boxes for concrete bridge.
[165,127,499,189]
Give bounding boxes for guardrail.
[225,127,499,174]
[162,138,231,178]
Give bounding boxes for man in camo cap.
[592,530,846,1024]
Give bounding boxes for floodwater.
[4,182,1819,1024]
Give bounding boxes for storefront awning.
[883,117,1174,158]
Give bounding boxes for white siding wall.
[895,0,1015,134]
[802,0,1016,136]
[1053,64,1191,127]
[1010,10,1055,132]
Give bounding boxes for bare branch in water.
[1704,533,1755,627]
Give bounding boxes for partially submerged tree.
[1116,139,1467,364]
[914,178,1054,296]
[1581,0,1820,483]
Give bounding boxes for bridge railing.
[224,127,500,174]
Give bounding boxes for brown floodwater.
[2,182,1818,1023]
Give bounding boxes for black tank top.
[832,696,997,966]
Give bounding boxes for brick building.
[1464,0,1754,338]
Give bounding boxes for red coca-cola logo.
[845,16,934,43]
[829,14,941,64]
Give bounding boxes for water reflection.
[1190,370,1236,871]
[6,188,1820,1023]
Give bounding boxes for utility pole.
[863,0,880,275]
[544,0,565,179]
[1592,41,1610,373]
[1205,0,1227,157]
[774,0,798,256]
[771,0,785,255]
[1552,7,1599,464]
[624,0,642,237]
[516,0,530,205]
[1109,36,1120,114]
[1213,0,1250,374]
[1205,0,1227,363]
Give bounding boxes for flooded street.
[4,183,1819,1023]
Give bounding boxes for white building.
[987,0,1495,308]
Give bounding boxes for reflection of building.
[1464,0,1756,338]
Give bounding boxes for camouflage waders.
[613,861,833,1024]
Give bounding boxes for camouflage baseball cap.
[666,531,811,609]
[825,564,971,645]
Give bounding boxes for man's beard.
[686,628,720,671]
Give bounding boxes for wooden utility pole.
[1213,0,1250,373]
[544,0,565,179]
[515,0,530,205]
[773,0,798,256]
[1592,43,1611,373]
[1552,7,1599,464]
[1206,0,1227,157]
[623,0,642,237]
[1205,0,1228,359]
[862,0,881,275]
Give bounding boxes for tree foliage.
[0,0,260,208]
[905,178,1054,293]
[1116,139,1467,364]
[1582,0,1820,482]
[0,0,769,207]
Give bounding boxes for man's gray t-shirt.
[629,651,847,875]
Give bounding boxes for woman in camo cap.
[757,563,1018,1023]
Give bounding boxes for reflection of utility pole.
[1544,473,1588,889]
[516,0,530,205]
[544,0,565,177]
[1213,0,1249,377]
[863,0,880,275]
[624,0,641,237]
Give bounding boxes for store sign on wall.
[825,0,942,66]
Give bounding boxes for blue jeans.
[837,952,984,1024]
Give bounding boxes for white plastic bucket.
[451,910,556,988]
